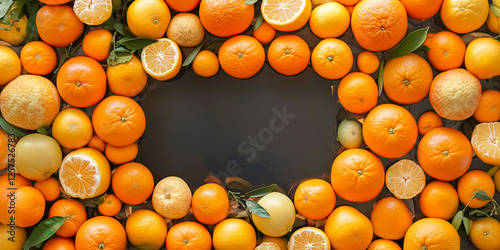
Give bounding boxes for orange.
[440,0,489,34]
[429,68,482,121]
[324,206,373,250]
[218,35,265,79]
[367,239,402,250]
[331,148,384,202]
[126,209,167,250]
[495,168,500,193]
[0,130,10,170]
[212,218,256,250]
[465,37,500,79]
[152,176,192,219]
[311,38,353,80]
[351,0,408,51]
[39,0,71,4]
[19,41,57,76]
[92,95,146,147]
[255,242,280,250]
[111,162,154,205]
[400,0,443,20]
[469,217,500,250]
[357,51,380,74]
[87,133,106,152]
[337,72,378,114]
[59,147,111,199]
[127,0,171,39]
[457,169,495,208]
[309,2,350,38]
[15,133,62,182]
[52,107,94,149]
[192,183,229,225]
[42,236,76,250]
[0,15,27,46]
[370,197,413,240]
[363,104,418,158]
[166,13,205,48]
[294,178,336,221]
[82,28,113,62]
[252,21,276,45]
[0,75,60,130]
[336,0,360,5]
[75,216,127,250]
[417,111,443,136]
[141,38,182,81]
[73,0,112,25]
[487,7,500,34]
[165,0,201,12]
[403,218,460,249]
[0,45,21,86]
[419,180,459,220]
[267,35,310,76]
[259,236,288,250]
[261,0,311,32]
[105,142,138,165]
[107,55,147,97]
[192,50,220,78]
[199,0,253,37]
[166,221,212,250]
[473,90,500,122]
[424,30,466,72]
[4,186,44,228]
[417,127,472,181]
[34,176,61,201]
[49,198,88,237]
[0,173,32,225]
[287,226,330,250]
[385,159,426,199]
[383,53,433,105]
[36,4,84,47]
[471,122,500,165]
[98,194,122,217]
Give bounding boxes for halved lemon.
[386,159,426,199]
[261,0,312,32]
[73,0,112,25]
[141,38,182,81]
[288,226,331,250]
[471,122,500,165]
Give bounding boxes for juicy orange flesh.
[143,40,177,74]
[263,0,302,22]
[61,156,99,196]
[73,0,112,25]
[291,230,328,249]
[386,160,425,199]
[472,122,500,162]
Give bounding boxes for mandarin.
[213,218,256,250]
[400,0,443,20]
[294,178,336,221]
[82,28,113,62]
[471,122,500,165]
[0,173,32,225]
[20,41,57,76]
[51,107,93,149]
[166,221,211,250]
[473,90,500,122]
[324,206,373,250]
[252,21,276,45]
[311,38,353,80]
[199,0,253,37]
[105,142,138,165]
[440,0,489,34]
[469,217,500,250]
[127,0,170,39]
[0,45,21,85]
[42,236,76,250]
[218,35,265,79]
[370,197,413,240]
[457,170,495,208]
[192,50,220,78]
[126,209,167,250]
[417,111,443,136]
[73,0,112,25]
[267,35,310,76]
[419,180,459,220]
[98,194,122,217]
[49,198,88,237]
[111,162,154,205]
[367,239,402,250]
[10,186,45,228]
[337,72,378,114]
[357,51,380,75]
[403,218,460,250]
[36,4,84,47]
[424,30,466,72]
[34,176,61,202]
[75,216,127,250]
[192,183,229,225]
[165,0,201,12]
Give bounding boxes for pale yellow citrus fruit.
[309,2,350,38]
[15,133,62,181]
[166,13,205,47]
[152,176,192,219]
[0,223,26,250]
[252,192,296,237]
[141,38,182,81]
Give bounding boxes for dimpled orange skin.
[75,216,127,250]
[218,35,265,79]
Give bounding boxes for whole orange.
[111,162,154,205]
[419,180,459,220]
[309,2,350,38]
[20,41,57,76]
[424,30,466,72]
[403,218,460,249]
[469,217,500,250]
[0,173,32,225]
[252,21,276,45]
[166,221,212,250]
[87,133,106,152]
[42,236,76,250]
[337,72,378,114]
[49,198,88,238]
[370,197,413,240]
[39,0,71,4]
[473,90,500,122]
[82,28,113,62]
[0,45,21,85]
[127,0,170,39]
[126,209,167,250]
[105,142,138,165]
[51,107,93,149]
[363,104,418,159]
[107,55,148,97]
[417,127,472,181]
[199,0,253,37]
[324,206,373,250]
[212,218,256,250]
[218,35,265,79]
[4,186,44,228]
[75,216,127,250]
[36,4,84,47]
[311,38,353,80]
[457,170,495,209]
[0,130,11,171]
[367,239,402,250]
[34,176,61,202]
[465,37,500,79]
[98,194,122,217]
[331,148,384,202]
[357,51,380,75]
[192,183,229,225]
[294,178,336,221]
[192,50,220,78]
[400,0,443,20]
[165,0,201,12]
[440,0,489,34]
[267,35,310,76]
[417,111,443,136]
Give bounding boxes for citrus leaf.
[495,35,500,41]
[25,0,38,17]
[245,184,276,198]
[463,217,471,235]
[82,193,107,206]
[114,22,133,37]
[387,26,430,59]
[377,58,385,96]
[246,199,270,218]
[413,44,430,53]
[204,40,224,52]
[492,4,500,18]
[245,0,258,5]
[100,16,116,31]
[451,210,463,231]
[253,14,264,31]
[37,125,50,135]
[0,114,28,137]
[116,37,157,51]
[469,209,490,219]
[473,190,493,201]
[23,216,68,250]
[0,0,13,19]
[487,165,500,176]
[24,2,38,43]
[182,43,203,67]
[109,52,133,66]
[115,46,131,53]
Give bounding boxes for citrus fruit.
[473,90,500,122]
[15,133,62,181]
[42,236,76,250]
[440,0,489,34]
[166,221,212,250]
[370,197,413,240]
[424,30,466,72]
[267,35,310,76]
[212,218,256,250]
[465,37,500,79]
[337,72,378,114]
[0,45,21,86]
[417,111,443,136]
[218,35,265,79]
[141,38,182,81]
[73,0,112,25]
[337,119,364,149]
[48,198,88,237]
[400,0,443,20]
[457,170,495,208]
[166,13,205,47]
[311,38,353,80]
[112,162,154,205]
[419,180,459,220]
[82,28,113,62]
[255,242,281,250]
[385,159,426,199]
[293,178,336,221]
[0,130,10,170]
[337,0,360,5]
[357,51,380,75]
[417,127,472,181]
[192,50,220,78]
[36,4,84,47]
[261,0,311,32]
[253,21,276,45]
[199,0,254,37]
[471,122,500,165]
[126,209,167,250]
[59,147,111,199]
[288,226,330,250]
[98,194,122,217]
[331,148,384,202]
[0,15,27,46]
[34,176,61,201]
[259,236,288,250]
[494,169,500,193]
[39,0,71,4]
[192,183,229,225]
[309,2,350,38]
[87,133,106,152]
[6,186,44,228]
[403,218,460,250]
[19,41,57,76]
[324,206,373,250]
[367,239,402,250]
[469,217,500,250]
[104,142,138,165]
[152,176,192,219]
[127,0,170,39]
[0,224,26,250]
[165,0,201,12]
[252,192,296,237]
[0,75,60,130]
[106,55,147,97]
[487,6,500,34]
[351,0,408,51]
[52,108,93,149]
[92,95,146,147]
[0,173,32,225]
[75,216,127,250]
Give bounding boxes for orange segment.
[73,0,112,25]
[386,159,426,199]
[141,38,182,81]
[471,122,500,165]
[288,227,330,250]
[261,0,312,31]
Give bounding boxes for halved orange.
[288,227,330,250]
[73,0,112,25]
[471,122,500,165]
[261,0,312,32]
[386,159,426,199]
[141,38,182,81]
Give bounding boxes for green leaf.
[246,199,270,218]
[495,35,500,41]
[182,43,203,67]
[473,190,493,201]
[377,58,385,96]
[100,16,116,31]
[114,46,131,53]
[245,184,277,198]
[451,210,463,231]
[0,0,13,19]
[37,125,50,135]
[114,22,133,37]
[23,216,68,250]
[245,0,258,4]
[463,217,471,235]
[387,26,430,59]
[107,51,133,66]
[492,4,500,18]
[0,114,28,137]
[25,0,38,17]
[469,209,490,219]
[253,15,264,31]
[82,193,107,206]
[116,37,157,51]
[413,44,430,53]
[204,40,224,52]
[488,165,500,176]
[112,0,122,13]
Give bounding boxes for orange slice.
[73,0,112,26]
[471,122,500,165]
[261,0,312,32]
[141,38,182,81]
[255,242,281,250]
[288,227,330,250]
[386,159,426,199]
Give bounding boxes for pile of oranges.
[0,0,499,249]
